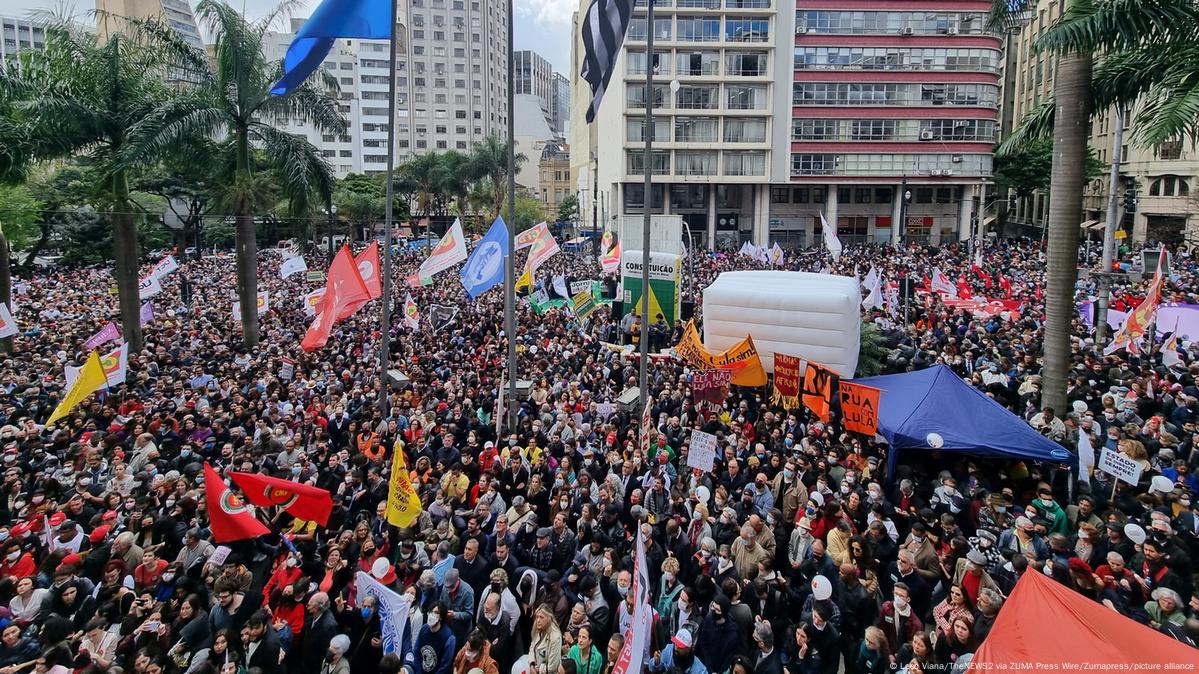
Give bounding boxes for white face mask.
[6,551,19,561]
[427,613,440,627]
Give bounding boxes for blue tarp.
[850,365,1073,479]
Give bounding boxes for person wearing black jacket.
[300,592,339,674]
[243,610,283,671]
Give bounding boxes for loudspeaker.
[900,278,916,298]
[502,379,535,400]
[617,386,642,412]
[681,301,695,321]
[386,370,410,389]
[613,300,624,316]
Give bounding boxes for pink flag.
[84,322,121,350]
[139,302,154,326]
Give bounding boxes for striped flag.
[580,0,635,123]
[1106,248,1167,356]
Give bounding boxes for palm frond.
[254,85,346,135]
[120,99,228,168]
[996,99,1057,156]
[1037,0,1199,55]
[249,124,335,213]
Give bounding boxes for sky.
[6,0,577,72]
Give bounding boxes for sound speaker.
[613,300,624,316]
[386,369,410,389]
[617,386,642,412]
[681,301,695,321]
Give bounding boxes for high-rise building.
[514,50,553,104]
[263,0,510,180]
[784,3,1002,248]
[584,0,790,249]
[95,0,204,51]
[1,16,49,67]
[551,72,570,136]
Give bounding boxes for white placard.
[596,402,614,419]
[208,545,231,567]
[570,280,592,296]
[688,430,718,472]
[1097,448,1144,486]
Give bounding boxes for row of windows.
[792,83,998,107]
[790,153,992,176]
[626,116,767,143]
[628,83,769,110]
[627,150,767,176]
[1149,176,1191,197]
[793,47,1001,73]
[627,50,768,77]
[791,118,996,142]
[633,0,771,8]
[626,17,770,43]
[796,11,986,35]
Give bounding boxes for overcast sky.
[6,0,576,72]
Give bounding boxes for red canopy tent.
[973,569,1199,668]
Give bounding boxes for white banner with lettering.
[355,571,409,655]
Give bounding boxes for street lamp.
[326,205,338,261]
[899,183,912,247]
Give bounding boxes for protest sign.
[688,430,717,472]
[1098,448,1144,486]
[839,381,881,435]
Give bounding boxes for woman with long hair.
[528,604,563,674]
[930,584,973,636]
[933,615,977,666]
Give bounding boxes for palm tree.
[468,133,526,220]
[992,0,1199,412]
[0,21,180,351]
[401,152,443,245]
[127,0,343,347]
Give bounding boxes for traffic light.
[1123,188,1137,212]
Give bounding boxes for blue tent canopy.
[850,365,1073,480]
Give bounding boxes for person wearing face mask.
[656,557,684,617]
[0,538,35,579]
[873,582,921,659]
[1031,487,1069,537]
[695,596,738,674]
[320,634,352,674]
[475,568,520,634]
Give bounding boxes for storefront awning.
[1080,219,1099,230]
[982,216,997,228]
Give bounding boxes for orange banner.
[801,361,837,422]
[771,353,802,409]
[674,320,767,387]
[839,381,881,436]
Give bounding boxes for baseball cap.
[672,628,694,650]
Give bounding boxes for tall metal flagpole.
[505,0,519,431]
[638,0,654,400]
[379,0,399,414]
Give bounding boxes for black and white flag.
[581,0,635,123]
[428,304,459,333]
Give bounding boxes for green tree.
[0,184,40,353]
[993,139,1107,198]
[469,133,527,220]
[127,0,343,347]
[856,323,890,377]
[0,21,184,351]
[334,173,385,243]
[557,194,579,224]
[505,193,545,234]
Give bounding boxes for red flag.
[228,472,333,526]
[971,264,993,289]
[203,463,270,543]
[957,276,973,300]
[354,241,382,300]
[998,276,1012,298]
[303,245,373,351]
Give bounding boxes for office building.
[514,50,570,135]
[95,0,204,51]
[782,2,1002,248]
[1,16,48,67]
[263,0,511,179]
[551,72,570,135]
[585,0,790,249]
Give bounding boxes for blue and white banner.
[355,571,409,655]
[460,216,508,299]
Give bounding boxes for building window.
[627,83,669,108]
[723,117,766,142]
[725,18,769,42]
[726,84,767,110]
[793,119,836,140]
[791,154,837,175]
[850,119,896,141]
[677,17,722,42]
[771,187,790,203]
[675,117,719,142]
[627,117,670,142]
[675,51,720,76]
[723,151,765,176]
[627,150,671,175]
[676,85,719,109]
[676,151,718,176]
[726,51,767,76]
[1149,176,1190,197]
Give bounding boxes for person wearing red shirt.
[263,553,304,603]
[0,544,36,579]
[133,549,169,591]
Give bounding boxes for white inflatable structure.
[702,271,861,377]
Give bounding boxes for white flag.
[1077,428,1095,485]
[0,302,16,339]
[820,212,843,260]
[303,289,325,317]
[149,255,179,280]
[552,275,569,299]
[354,572,410,655]
[67,343,128,387]
[138,275,163,299]
[862,271,884,310]
[418,218,468,278]
[280,255,308,279]
[931,268,957,297]
[402,293,420,330]
[862,266,879,291]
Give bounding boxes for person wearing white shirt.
[8,577,49,624]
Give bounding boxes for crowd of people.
[0,230,1196,674]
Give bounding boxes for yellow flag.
[385,440,422,527]
[47,351,109,426]
[515,264,532,294]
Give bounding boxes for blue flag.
[460,217,509,299]
[271,0,391,96]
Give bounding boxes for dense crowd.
[0,232,1196,674]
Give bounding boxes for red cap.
[606,432,617,444]
[48,512,66,527]
[60,553,83,568]
[10,522,30,536]
[1067,558,1093,576]
[102,510,118,521]
[89,525,111,544]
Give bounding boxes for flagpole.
[378,0,399,415]
[505,0,519,431]
[638,0,654,403]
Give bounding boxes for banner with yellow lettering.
[801,361,838,422]
[674,320,767,387]
[385,441,422,528]
[771,352,802,409]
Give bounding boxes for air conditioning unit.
[942,169,954,176]
[929,169,943,177]
[951,155,963,163]
[901,26,914,35]
[919,129,935,141]
[947,26,959,35]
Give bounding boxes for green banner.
[621,251,681,324]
